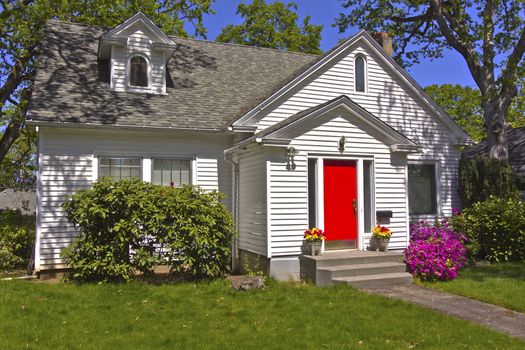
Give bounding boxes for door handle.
[353,198,357,214]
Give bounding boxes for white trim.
[192,158,198,186]
[353,54,367,94]
[142,158,152,182]
[266,159,272,258]
[357,159,364,250]
[316,157,324,232]
[34,150,42,272]
[91,155,99,181]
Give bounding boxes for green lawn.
[421,262,525,313]
[1,280,523,349]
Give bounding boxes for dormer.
[98,12,176,94]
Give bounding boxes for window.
[307,158,317,228]
[355,56,366,92]
[129,56,148,87]
[408,164,437,215]
[99,158,141,181]
[152,159,191,187]
[363,160,374,232]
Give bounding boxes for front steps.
[300,250,413,288]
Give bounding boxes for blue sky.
[201,0,476,88]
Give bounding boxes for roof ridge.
[46,19,320,58]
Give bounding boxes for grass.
[420,262,525,313]
[1,280,523,349]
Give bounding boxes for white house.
[28,13,470,280]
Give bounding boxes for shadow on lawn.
[459,263,525,282]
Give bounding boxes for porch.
[300,250,413,288]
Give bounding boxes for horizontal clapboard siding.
[267,116,408,256]
[111,29,166,94]
[237,149,267,256]
[257,43,461,220]
[36,127,232,270]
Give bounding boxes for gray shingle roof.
[27,20,318,131]
[0,189,36,216]
[462,127,525,177]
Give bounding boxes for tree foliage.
[424,84,525,142]
[0,0,215,189]
[216,0,322,54]
[336,0,525,160]
[458,156,519,208]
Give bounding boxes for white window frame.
[407,160,441,218]
[150,157,194,187]
[126,53,152,92]
[353,54,368,94]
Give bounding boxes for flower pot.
[369,237,379,251]
[377,237,390,251]
[306,240,322,256]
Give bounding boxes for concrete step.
[317,262,407,286]
[308,251,404,268]
[332,272,413,289]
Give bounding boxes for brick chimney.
[373,32,393,56]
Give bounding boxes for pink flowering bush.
[403,221,467,281]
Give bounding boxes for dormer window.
[129,55,149,87]
[355,56,366,93]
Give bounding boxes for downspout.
[224,150,240,273]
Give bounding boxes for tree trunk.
[484,102,509,160]
[0,122,24,164]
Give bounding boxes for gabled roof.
[231,30,470,142]
[462,127,525,177]
[27,20,317,132]
[229,95,420,153]
[98,12,177,62]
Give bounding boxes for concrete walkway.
[364,285,525,340]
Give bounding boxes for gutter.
[224,151,240,272]
[26,119,227,134]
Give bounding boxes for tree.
[0,0,215,186]
[336,0,525,160]
[216,0,322,54]
[424,84,525,142]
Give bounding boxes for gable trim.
[227,95,421,154]
[231,31,470,141]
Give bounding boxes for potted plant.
[370,225,392,251]
[303,228,325,256]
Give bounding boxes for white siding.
[237,149,268,256]
[267,115,408,256]
[111,29,166,94]
[256,42,461,218]
[36,127,232,271]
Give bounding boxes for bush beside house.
[0,211,34,273]
[404,221,467,281]
[450,196,525,262]
[62,178,235,283]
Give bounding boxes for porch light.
[286,146,298,171]
[338,136,347,152]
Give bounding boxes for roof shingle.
[27,20,318,131]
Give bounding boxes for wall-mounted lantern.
[286,146,298,170]
[338,136,346,153]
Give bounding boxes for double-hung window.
[408,164,437,215]
[152,159,191,187]
[99,157,142,181]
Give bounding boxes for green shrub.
[0,211,35,273]
[61,178,235,283]
[458,157,519,208]
[450,196,525,262]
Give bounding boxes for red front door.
[323,160,358,249]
